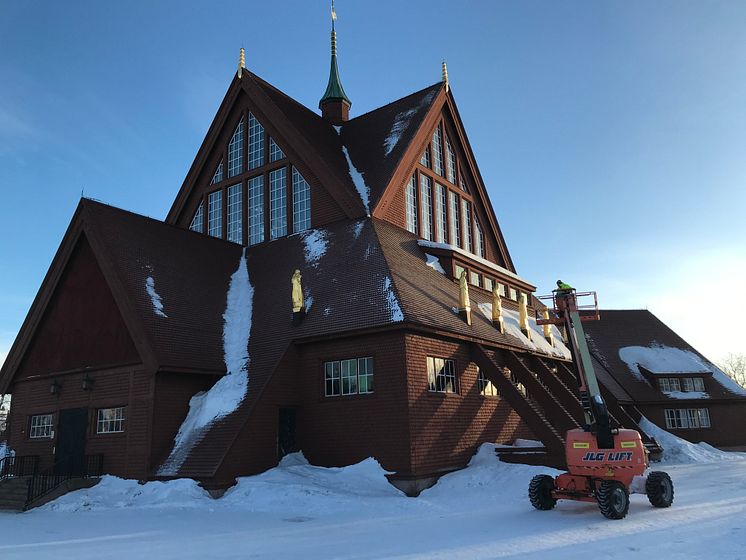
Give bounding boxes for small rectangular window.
[269,167,287,240]
[483,277,494,292]
[659,378,671,392]
[455,264,465,280]
[509,287,518,301]
[682,378,694,392]
[228,119,244,178]
[478,368,498,397]
[29,414,54,439]
[462,199,473,253]
[497,283,507,297]
[693,378,705,392]
[248,113,265,170]
[324,357,374,397]
[469,270,480,287]
[208,190,222,238]
[226,183,243,244]
[686,408,699,428]
[405,174,418,234]
[670,378,681,392]
[97,407,125,434]
[292,168,311,233]
[475,220,485,258]
[427,357,457,394]
[697,408,711,428]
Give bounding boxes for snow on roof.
[145,276,168,318]
[425,253,446,275]
[341,145,370,214]
[619,343,746,396]
[383,276,404,322]
[417,240,533,287]
[382,90,437,157]
[302,228,329,267]
[158,250,254,475]
[662,391,709,400]
[477,302,570,359]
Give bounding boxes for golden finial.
[442,61,449,92]
[458,270,472,326]
[492,286,505,334]
[237,47,246,79]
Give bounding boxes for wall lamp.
[50,379,61,396]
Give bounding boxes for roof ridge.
[80,198,241,247]
[345,82,443,124]
[248,71,330,127]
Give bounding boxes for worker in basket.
[555,280,577,314]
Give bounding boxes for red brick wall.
[17,236,139,379]
[7,364,151,478]
[150,372,222,472]
[216,332,410,484]
[404,333,535,475]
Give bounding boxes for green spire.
[319,5,351,109]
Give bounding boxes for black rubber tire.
[529,474,557,510]
[597,480,629,520]
[646,471,674,508]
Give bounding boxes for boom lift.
[528,286,674,519]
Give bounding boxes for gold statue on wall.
[291,269,304,313]
[519,293,531,341]
[458,270,472,325]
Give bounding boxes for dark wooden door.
[278,408,299,460]
[54,408,88,475]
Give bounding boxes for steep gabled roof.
[584,310,746,402]
[340,83,442,209]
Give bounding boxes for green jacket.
[557,281,574,291]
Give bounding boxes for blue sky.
[1,0,744,366]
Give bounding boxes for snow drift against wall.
[145,276,167,318]
[619,343,746,395]
[158,250,254,475]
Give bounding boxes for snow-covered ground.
[2,433,745,559]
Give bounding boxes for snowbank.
[145,276,167,318]
[619,344,746,395]
[42,476,212,512]
[158,250,253,474]
[221,453,407,515]
[640,417,745,464]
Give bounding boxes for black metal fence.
[25,454,104,508]
[0,455,39,479]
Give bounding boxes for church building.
[2,15,744,498]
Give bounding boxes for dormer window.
[228,119,244,178]
[659,377,706,393]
